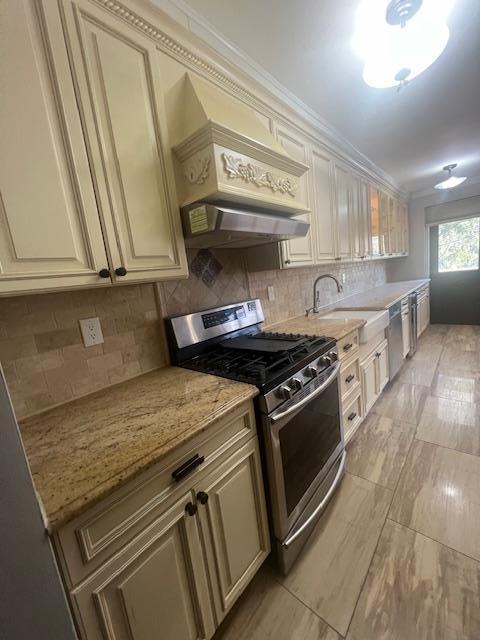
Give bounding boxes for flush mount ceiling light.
[354,0,456,89]
[434,164,467,190]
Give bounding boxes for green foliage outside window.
[438,217,480,272]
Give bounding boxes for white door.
[195,439,269,624]
[275,123,315,267]
[311,147,336,263]
[59,0,188,283]
[361,352,378,414]
[72,492,215,640]
[0,0,109,295]
[376,339,389,393]
[334,163,353,260]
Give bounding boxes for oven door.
[263,362,344,540]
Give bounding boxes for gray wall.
[387,182,480,282]
[0,369,77,640]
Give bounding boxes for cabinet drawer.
[343,390,363,444]
[337,331,359,361]
[55,402,255,587]
[340,356,360,399]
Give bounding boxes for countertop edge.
[335,279,431,311]
[39,384,259,532]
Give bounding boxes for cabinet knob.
[98,268,111,278]
[284,259,291,265]
[197,491,209,505]
[345,374,355,383]
[115,266,127,277]
[348,412,357,421]
[185,502,197,516]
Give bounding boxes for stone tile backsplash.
[0,284,167,419]
[0,246,386,420]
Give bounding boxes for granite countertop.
[334,279,430,311]
[19,367,258,531]
[267,315,366,340]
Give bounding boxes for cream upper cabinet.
[310,147,336,263]
[0,0,110,295]
[352,175,371,260]
[388,196,400,255]
[58,0,187,283]
[274,123,315,267]
[378,190,390,256]
[72,491,215,640]
[369,186,382,258]
[194,439,269,625]
[399,201,409,254]
[334,163,353,260]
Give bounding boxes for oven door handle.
[270,362,340,424]
[282,449,346,549]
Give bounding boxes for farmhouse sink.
[319,309,389,344]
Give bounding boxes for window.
[437,217,480,272]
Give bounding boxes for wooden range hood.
[171,74,310,216]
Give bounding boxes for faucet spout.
[308,274,343,315]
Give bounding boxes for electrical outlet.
[267,285,275,301]
[79,317,104,347]
[341,272,346,285]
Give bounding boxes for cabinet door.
[402,311,410,358]
[0,0,109,295]
[352,175,371,259]
[60,0,187,283]
[361,352,378,414]
[72,492,215,640]
[376,339,389,393]
[195,439,269,624]
[334,163,353,260]
[369,186,382,258]
[311,147,336,262]
[378,190,390,256]
[399,201,409,254]
[275,124,315,267]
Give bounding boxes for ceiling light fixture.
[354,0,456,89]
[434,164,467,190]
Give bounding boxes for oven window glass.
[279,377,341,516]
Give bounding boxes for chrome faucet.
[306,274,343,316]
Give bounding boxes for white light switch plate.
[267,285,275,301]
[79,317,104,347]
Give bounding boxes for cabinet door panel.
[73,492,214,640]
[334,163,352,259]
[196,439,269,623]
[376,340,389,393]
[369,186,381,258]
[311,148,335,262]
[361,353,378,414]
[61,0,187,282]
[402,311,410,358]
[275,124,315,267]
[378,190,390,256]
[0,0,108,294]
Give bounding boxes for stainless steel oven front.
[260,359,345,571]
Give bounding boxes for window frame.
[429,214,480,275]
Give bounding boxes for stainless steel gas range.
[167,299,346,573]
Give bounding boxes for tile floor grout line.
[413,434,480,459]
[384,517,480,565]
[269,574,346,639]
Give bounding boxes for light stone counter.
[19,367,258,530]
[334,279,430,310]
[267,315,366,341]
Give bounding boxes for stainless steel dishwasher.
[387,301,403,380]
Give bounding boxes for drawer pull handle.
[115,266,127,276]
[98,268,111,278]
[284,259,291,265]
[375,352,381,358]
[197,491,209,505]
[343,343,353,351]
[185,502,197,517]
[345,374,355,383]
[348,412,357,421]
[172,454,205,482]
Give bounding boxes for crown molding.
[163,0,404,193]
[410,175,480,200]
[96,0,404,195]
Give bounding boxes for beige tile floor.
[214,324,480,640]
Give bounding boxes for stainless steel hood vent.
[181,203,309,249]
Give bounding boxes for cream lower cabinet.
[338,330,363,443]
[56,404,269,640]
[417,286,430,337]
[361,338,389,413]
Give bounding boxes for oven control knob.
[279,384,293,400]
[321,355,332,367]
[306,365,318,378]
[291,377,303,390]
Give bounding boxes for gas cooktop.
[182,330,335,390]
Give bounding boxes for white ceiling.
[177,0,480,194]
